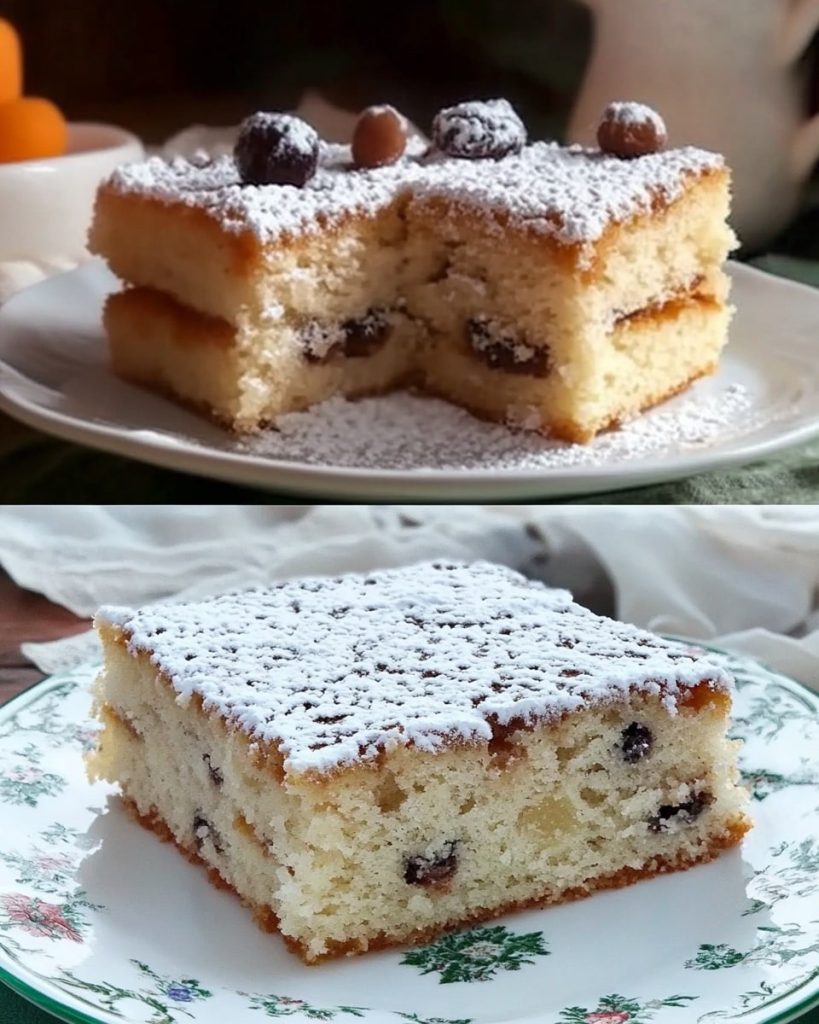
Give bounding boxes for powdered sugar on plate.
[233,382,762,472]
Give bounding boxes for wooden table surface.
[0,570,89,704]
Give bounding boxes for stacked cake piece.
[90,99,736,442]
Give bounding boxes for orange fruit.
[0,97,68,164]
[0,19,22,103]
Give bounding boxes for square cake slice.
[88,561,750,963]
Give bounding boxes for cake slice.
[88,561,750,963]
[89,99,736,442]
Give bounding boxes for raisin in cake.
[89,99,736,443]
[88,561,750,963]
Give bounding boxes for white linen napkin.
[0,505,817,692]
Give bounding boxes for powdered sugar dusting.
[431,98,527,158]
[366,103,408,130]
[106,132,720,250]
[242,111,318,152]
[232,383,758,472]
[605,101,667,135]
[301,320,345,361]
[97,561,731,775]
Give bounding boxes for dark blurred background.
[1,0,817,259]
[0,0,591,142]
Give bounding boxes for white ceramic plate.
[1,651,818,1024]
[0,262,818,500]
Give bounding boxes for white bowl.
[0,122,144,263]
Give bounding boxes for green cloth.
[0,985,53,1023]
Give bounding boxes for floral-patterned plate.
[0,653,818,1024]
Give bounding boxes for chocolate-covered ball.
[234,112,319,187]
[432,98,526,160]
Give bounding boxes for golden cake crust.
[91,187,263,274]
[407,165,728,277]
[92,133,727,260]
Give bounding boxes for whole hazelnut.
[597,101,668,159]
[352,105,407,169]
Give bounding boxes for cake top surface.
[106,128,722,252]
[98,561,731,777]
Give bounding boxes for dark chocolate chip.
[234,112,319,187]
[432,99,526,159]
[621,723,653,764]
[202,753,224,788]
[648,791,714,833]
[193,813,223,854]
[341,308,392,357]
[466,317,550,377]
[404,841,459,886]
[302,308,392,364]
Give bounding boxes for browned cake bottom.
[124,797,749,964]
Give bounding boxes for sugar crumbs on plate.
[232,383,763,472]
